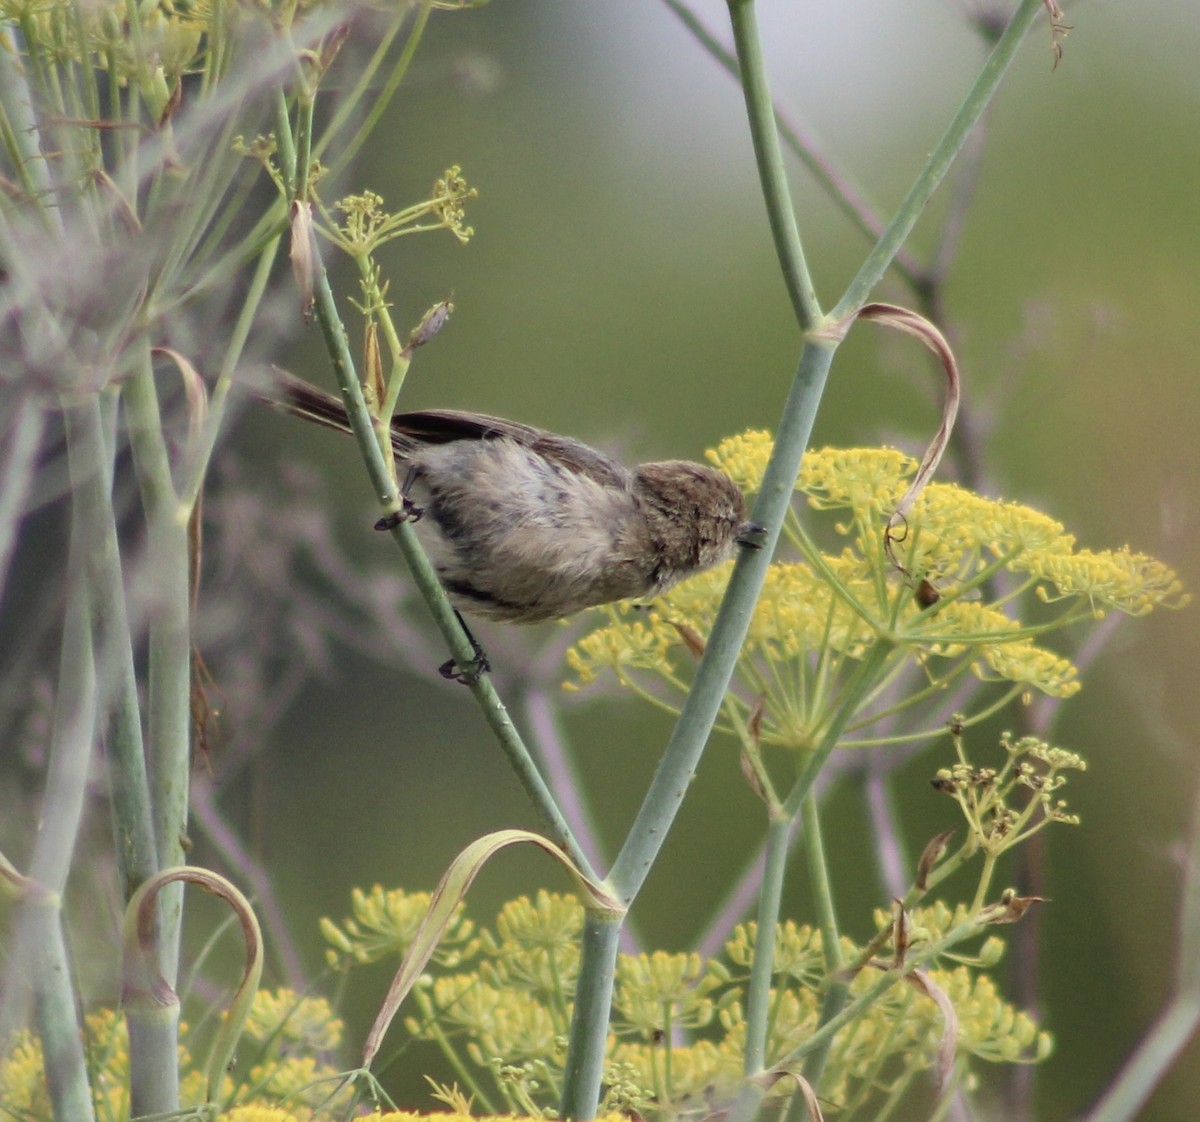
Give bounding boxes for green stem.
[124,362,193,988]
[611,338,836,907]
[833,0,1046,317]
[783,640,897,821]
[307,246,597,884]
[2,400,108,1122]
[800,791,847,1090]
[94,451,161,901]
[31,895,97,1122]
[726,0,821,330]
[555,340,835,1120]
[740,814,792,1075]
[970,851,999,914]
[177,235,283,519]
[560,914,623,1119]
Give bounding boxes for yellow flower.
[706,430,774,493]
[244,989,342,1052]
[798,446,916,515]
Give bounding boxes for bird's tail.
[255,368,360,439]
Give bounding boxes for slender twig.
[834,0,1047,317]
[659,0,925,289]
[726,0,821,331]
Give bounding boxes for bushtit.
[260,374,762,626]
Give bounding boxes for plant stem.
[726,0,821,330]
[833,0,1046,317]
[560,914,623,1119]
[125,361,193,987]
[557,339,836,1119]
[3,400,109,1122]
[800,791,847,1090]
[307,248,597,882]
[741,815,792,1074]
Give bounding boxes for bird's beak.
[736,521,767,550]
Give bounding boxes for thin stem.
[741,815,792,1075]
[833,0,1046,317]
[800,791,847,1091]
[726,0,821,331]
[177,234,283,519]
[307,242,596,883]
[660,0,924,290]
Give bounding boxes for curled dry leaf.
[905,968,958,1088]
[751,1068,825,1122]
[853,303,961,570]
[981,890,1048,925]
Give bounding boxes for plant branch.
[726,0,822,330]
[833,0,1047,317]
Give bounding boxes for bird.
[260,372,762,630]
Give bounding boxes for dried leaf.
[362,829,624,1068]
[752,1068,825,1121]
[905,968,958,1088]
[855,303,960,570]
[739,745,768,804]
[916,829,956,891]
[672,620,707,661]
[290,199,315,322]
[982,889,1048,925]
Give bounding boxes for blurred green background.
[223,1,1200,1118]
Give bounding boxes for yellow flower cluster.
[321,884,476,968]
[933,731,1087,857]
[331,169,477,257]
[0,991,347,1122]
[567,438,1187,753]
[0,0,207,86]
[321,886,1051,1121]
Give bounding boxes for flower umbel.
[567,438,1187,763]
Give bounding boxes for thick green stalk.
[124,363,193,988]
[84,393,160,901]
[610,338,835,905]
[833,0,1046,317]
[559,915,623,1119]
[554,340,836,1120]
[726,0,821,330]
[9,400,109,1122]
